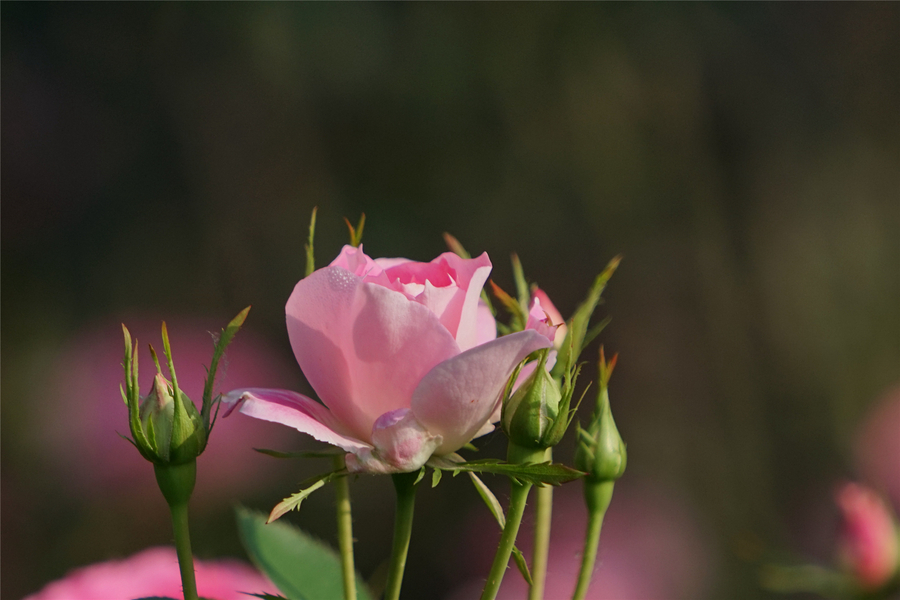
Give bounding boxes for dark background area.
[3,4,898,599]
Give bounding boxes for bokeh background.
[3,3,898,599]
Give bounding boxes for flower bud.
[132,372,207,465]
[575,351,626,483]
[502,350,567,450]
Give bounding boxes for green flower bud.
[133,372,207,465]
[502,350,567,450]
[575,350,626,483]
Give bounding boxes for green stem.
[333,455,357,600]
[480,481,533,600]
[529,448,553,600]
[384,471,419,600]
[169,501,199,600]
[572,481,614,600]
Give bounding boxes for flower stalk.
[384,471,419,600]
[529,448,553,600]
[332,454,357,600]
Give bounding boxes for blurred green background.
[2,3,898,599]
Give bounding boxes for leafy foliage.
[236,508,373,600]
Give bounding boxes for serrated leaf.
[236,507,374,600]
[449,460,585,487]
[254,448,342,459]
[268,473,337,523]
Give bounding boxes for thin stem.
[572,481,614,600]
[332,455,357,600]
[529,448,553,600]
[384,471,419,600]
[480,481,533,600]
[169,502,199,600]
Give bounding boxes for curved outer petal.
[286,266,461,441]
[533,288,567,348]
[222,388,371,454]
[411,329,552,454]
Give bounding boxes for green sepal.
[491,281,528,331]
[510,254,530,316]
[552,255,620,380]
[305,206,317,277]
[438,458,584,487]
[344,213,366,248]
[574,350,626,483]
[237,507,375,600]
[202,306,251,430]
[123,326,153,462]
[431,468,443,488]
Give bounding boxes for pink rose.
[836,482,900,589]
[24,546,276,600]
[225,245,551,473]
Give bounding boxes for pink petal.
[533,288,568,347]
[222,388,371,454]
[411,329,552,453]
[475,300,498,346]
[525,297,560,345]
[383,251,492,351]
[286,266,461,441]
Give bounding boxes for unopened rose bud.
[575,350,626,484]
[134,372,207,466]
[502,350,567,451]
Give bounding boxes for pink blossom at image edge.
[23,546,277,600]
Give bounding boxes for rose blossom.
[224,245,552,474]
[24,546,276,600]
[836,482,900,590]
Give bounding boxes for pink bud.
[836,482,899,590]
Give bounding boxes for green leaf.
[268,472,341,523]
[449,459,585,486]
[254,448,342,459]
[236,507,374,600]
[431,468,443,488]
[305,207,318,277]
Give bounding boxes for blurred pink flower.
[37,316,300,505]
[224,245,551,474]
[23,546,277,600]
[854,385,900,509]
[447,481,712,600]
[836,482,899,590]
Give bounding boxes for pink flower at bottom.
[23,546,277,600]
[836,482,900,590]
